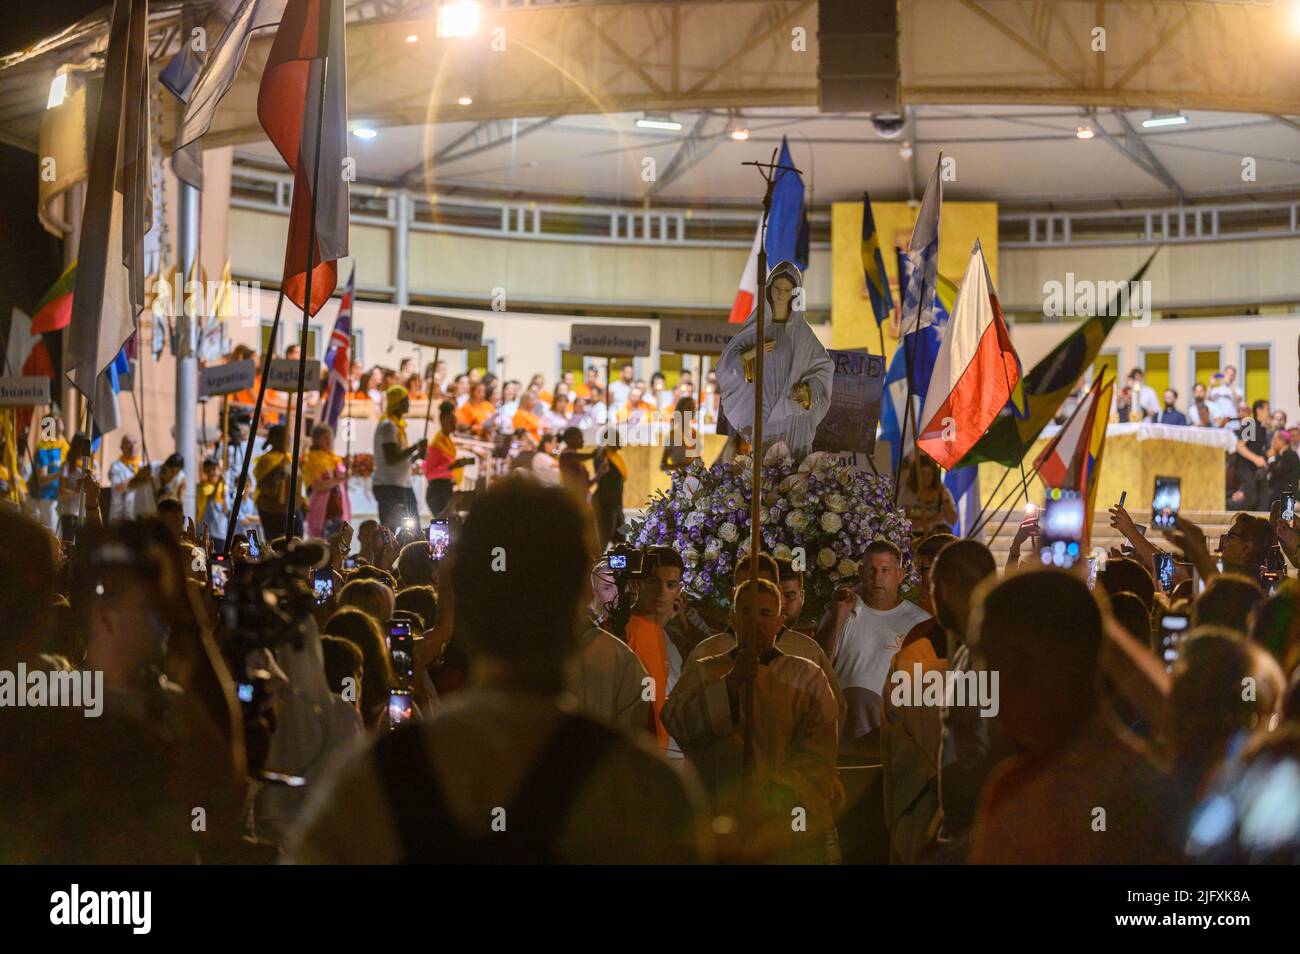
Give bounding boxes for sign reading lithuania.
[0,377,51,406]
[570,324,652,357]
[397,310,485,350]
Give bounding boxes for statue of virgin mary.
[716,261,834,459]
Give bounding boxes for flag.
[899,156,943,337]
[29,263,76,334]
[878,248,959,470]
[162,0,288,188]
[320,266,354,431]
[1082,373,1115,550]
[1032,368,1110,492]
[65,0,152,431]
[945,465,981,540]
[766,137,804,268]
[953,248,1159,469]
[257,0,349,317]
[917,240,1022,470]
[91,346,132,450]
[728,136,805,323]
[728,222,761,324]
[860,192,893,327]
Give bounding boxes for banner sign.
[0,377,51,406]
[268,358,323,392]
[397,310,484,350]
[199,359,256,397]
[658,318,735,356]
[812,349,885,455]
[569,323,652,357]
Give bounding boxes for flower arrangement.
[628,447,916,623]
[345,453,375,480]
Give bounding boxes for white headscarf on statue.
[717,261,834,458]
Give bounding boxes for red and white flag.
[1033,369,1109,492]
[728,221,762,323]
[257,0,349,316]
[917,240,1021,469]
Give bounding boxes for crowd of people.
[3,429,1300,864]
[1053,364,1298,512]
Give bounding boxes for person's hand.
[1108,546,1125,560]
[830,585,856,620]
[1010,516,1039,551]
[1163,514,1212,575]
[1108,504,1140,541]
[80,470,101,507]
[1270,500,1300,566]
[789,381,812,410]
[415,438,428,456]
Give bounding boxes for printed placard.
[658,317,735,356]
[812,349,885,454]
[0,376,51,406]
[570,323,652,357]
[397,310,484,350]
[199,359,256,397]
[267,358,323,392]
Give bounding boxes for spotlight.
[352,126,378,140]
[1076,124,1095,140]
[1142,110,1188,128]
[636,114,682,131]
[437,1,480,38]
[730,127,750,141]
[457,94,474,106]
[405,34,419,44]
[871,113,905,140]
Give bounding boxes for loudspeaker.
[817,0,900,113]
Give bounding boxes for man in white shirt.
[1207,372,1240,427]
[132,453,186,519]
[817,539,931,755]
[107,434,142,522]
[608,362,635,408]
[1125,368,1160,422]
[567,626,653,736]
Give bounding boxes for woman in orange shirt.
[512,393,543,441]
[455,381,496,435]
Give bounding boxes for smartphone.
[1152,475,1181,531]
[313,566,334,605]
[1117,490,1127,509]
[1160,612,1189,671]
[247,529,262,559]
[387,619,415,687]
[57,514,78,546]
[1283,491,1296,524]
[1086,556,1098,590]
[1038,489,1085,569]
[343,554,359,570]
[608,554,628,571]
[388,689,415,729]
[1153,552,1175,593]
[210,555,229,597]
[427,518,451,561]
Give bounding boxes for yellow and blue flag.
[860,192,893,326]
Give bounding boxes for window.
[260,319,278,357]
[1142,349,1170,399]
[1191,348,1219,392]
[1243,347,1270,407]
[658,352,683,389]
[287,323,320,359]
[349,329,364,367]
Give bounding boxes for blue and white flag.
[899,155,943,336]
[944,464,982,540]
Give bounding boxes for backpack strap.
[373,722,474,864]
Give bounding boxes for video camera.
[216,539,329,720]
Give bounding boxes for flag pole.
[892,273,927,504]
[224,289,286,555]
[421,347,441,442]
[285,13,333,541]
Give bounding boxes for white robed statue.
[717,261,834,459]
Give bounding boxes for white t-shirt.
[108,459,139,522]
[609,379,633,407]
[831,596,931,733]
[372,419,412,488]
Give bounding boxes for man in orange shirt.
[573,366,601,400]
[456,381,496,436]
[615,382,657,425]
[622,547,685,754]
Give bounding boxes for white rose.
[773,543,793,561]
[785,510,808,531]
[817,547,837,569]
[826,492,848,513]
[733,455,752,472]
[763,440,792,466]
[719,521,739,543]
[820,511,843,533]
[837,558,858,577]
[683,547,700,566]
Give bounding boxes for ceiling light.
[405,34,419,43]
[46,70,67,110]
[352,126,378,140]
[437,1,480,38]
[1076,124,1095,140]
[730,127,750,141]
[1142,110,1188,128]
[457,94,474,106]
[636,114,682,131]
